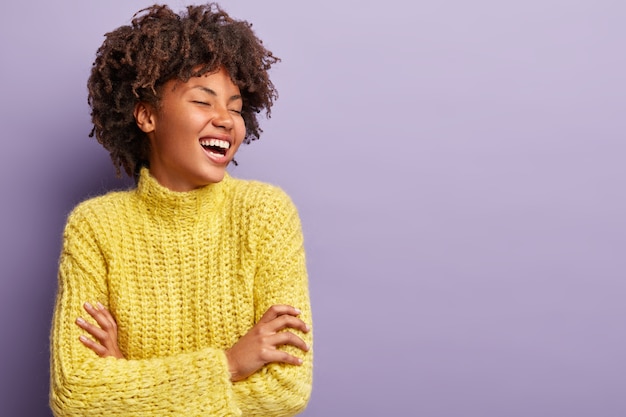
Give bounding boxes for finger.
[84,302,117,331]
[258,305,302,323]
[79,335,108,357]
[84,302,115,328]
[259,348,305,366]
[267,315,310,333]
[96,304,118,331]
[75,317,109,342]
[268,331,310,352]
[83,302,107,325]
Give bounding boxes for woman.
[49,4,312,416]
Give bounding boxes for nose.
[212,106,234,130]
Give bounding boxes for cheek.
[235,118,247,142]
[185,111,209,129]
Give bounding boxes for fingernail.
[297,358,303,365]
[96,302,104,309]
[79,335,88,342]
[294,308,302,315]
[76,317,85,325]
[84,302,93,310]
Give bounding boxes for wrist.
[224,349,240,382]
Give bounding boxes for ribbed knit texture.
[50,168,312,416]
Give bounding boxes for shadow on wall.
[1,132,133,416]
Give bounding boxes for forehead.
[167,67,240,94]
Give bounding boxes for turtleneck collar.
[134,167,229,220]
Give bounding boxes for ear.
[133,102,156,133]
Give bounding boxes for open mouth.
[200,138,230,157]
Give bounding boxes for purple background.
[1,1,625,415]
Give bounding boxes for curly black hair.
[87,3,280,177]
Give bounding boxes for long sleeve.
[50,208,241,417]
[231,187,313,416]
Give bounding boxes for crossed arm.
[76,302,310,382]
[52,256,312,416]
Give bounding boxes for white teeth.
[200,139,230,149]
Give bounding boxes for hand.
[75,302,124,359]
[225,304,310,382]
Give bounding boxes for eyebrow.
[193,86,242,102]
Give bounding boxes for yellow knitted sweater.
[50,168,312,416]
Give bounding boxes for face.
[134,67,246,191]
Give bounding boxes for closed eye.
[192,100,209,106]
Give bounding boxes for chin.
[201,169,226,184]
